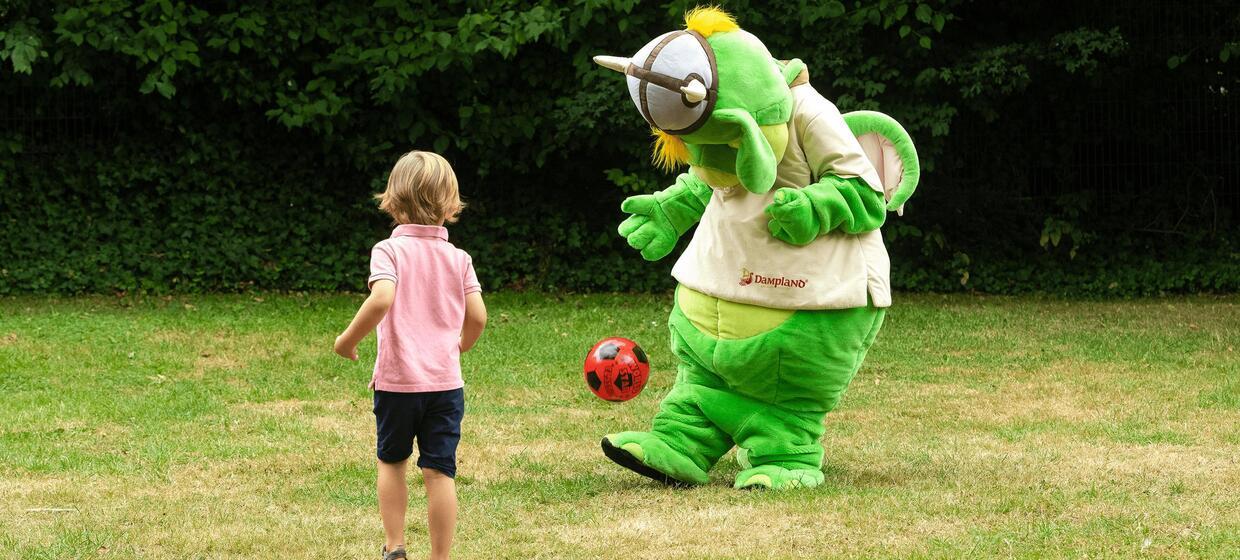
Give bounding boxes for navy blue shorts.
[373,388,464,478]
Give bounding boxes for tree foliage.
[1,0,1237,295]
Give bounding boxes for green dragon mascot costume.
[593,7,921,489]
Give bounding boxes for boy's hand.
[333,334,358,361]
[367,379,376,390]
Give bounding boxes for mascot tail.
[843,111,920,215]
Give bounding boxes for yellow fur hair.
[652,128,691,171]
[684,6,739,37]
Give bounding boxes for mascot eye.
[595,31,718,135]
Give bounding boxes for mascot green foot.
[601,432,709,487]
[734,464,825,490]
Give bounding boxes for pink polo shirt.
[368,224,481,392]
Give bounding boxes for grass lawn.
[1,292,1237,559]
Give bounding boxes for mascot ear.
[843,110,921,215]
[711,108,777,194]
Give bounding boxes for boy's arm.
[334,279,396,361]
[459,291,487,353]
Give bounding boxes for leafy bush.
[1,1,1236,295]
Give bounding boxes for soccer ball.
[583,337,650,402]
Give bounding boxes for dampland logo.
[738,267,807,289]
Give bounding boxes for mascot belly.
[594,7,920,490]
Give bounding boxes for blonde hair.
[375,151,464,225]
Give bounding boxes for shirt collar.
[391,224,449,241]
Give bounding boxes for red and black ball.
[583,337,650,402]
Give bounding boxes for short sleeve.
[798,93,884,193]
[368,242,398,288]
[462,253,481,295]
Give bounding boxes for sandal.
[381,545,407,560]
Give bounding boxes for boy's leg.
[374,390,420,554]
[377,459,410,551]
[414,388,464,560]
[422,468,456,560]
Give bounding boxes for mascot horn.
[593,7,921,489]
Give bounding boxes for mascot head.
[594,7,804,194]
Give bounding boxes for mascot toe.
[594,7,921,489]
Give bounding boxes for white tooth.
[592,55,631,74]
[681,79,707,102]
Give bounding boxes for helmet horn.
[593,55,631,74]
[680,79,707,103]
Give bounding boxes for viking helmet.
[593,30,718,135]
[593,7,796,194]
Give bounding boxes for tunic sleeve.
[796,93,884,194]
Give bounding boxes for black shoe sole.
[601,437,691,488]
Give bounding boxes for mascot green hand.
[618,172,712,261]
[596,7,921,489]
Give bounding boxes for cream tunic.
[670,83,891,310]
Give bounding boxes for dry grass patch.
[150,328,279,378]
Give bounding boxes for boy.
[334,151,487,560]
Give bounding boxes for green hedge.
[1,1,1237,296]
